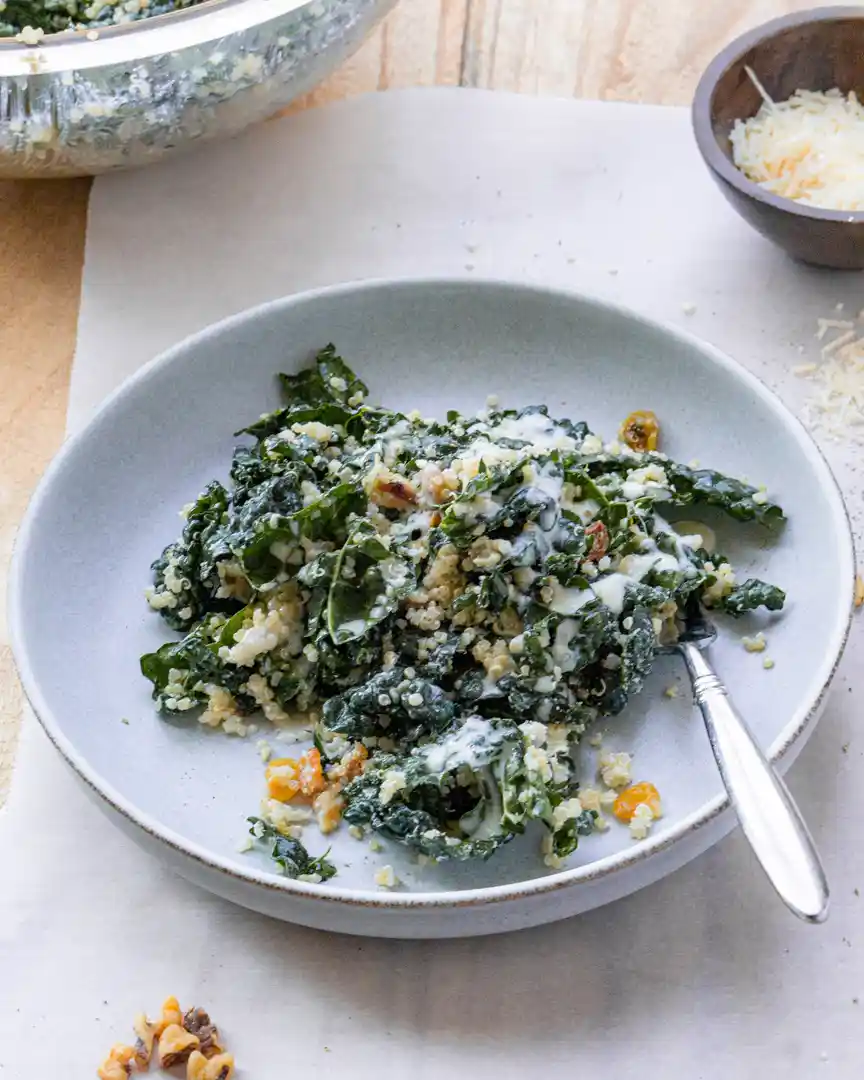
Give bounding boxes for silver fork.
[667,612,829,923]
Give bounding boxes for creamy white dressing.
[528,461,564,501]
[451,490,505,524]
[379,557,409,589]
[564,498,600,524]
[621,480,647,501]
[401,509,434,536]
[488,411,573,450]
[552,618,580,673]
[455,437,522,470]
[671,518,716,554]
[591,573,631,615]
[418,715,495,774]
[379,419,411,465]
[619,549,681,581]
[547,580,595,616]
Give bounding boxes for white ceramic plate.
[10,279,854,938]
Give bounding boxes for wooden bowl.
[693,7,864,270]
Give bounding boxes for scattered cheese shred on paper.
[795,312,864,443]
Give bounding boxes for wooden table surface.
[0,0,818,802]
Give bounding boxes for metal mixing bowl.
[0,0,395,177]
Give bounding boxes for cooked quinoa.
[141,346,786,876]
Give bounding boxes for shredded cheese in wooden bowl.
[731,88,864,212]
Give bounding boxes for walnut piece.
[132,1012,157,1069]
[159,1023,200,1067]
[98,997,234,1079]
[371,475,417,509]
[187,1050,235,1080]
[97,1044,135,1080]
[183,1007,224,1059]
[156,994,183,1036]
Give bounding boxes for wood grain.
[0,0,822,800]
[0,178,89,802]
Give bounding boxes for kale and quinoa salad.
[0,0,202,37]
[140,347,785,886]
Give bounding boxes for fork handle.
[680,641,829,923]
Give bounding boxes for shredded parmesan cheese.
[796,309,864,443]
[731,89,864,211]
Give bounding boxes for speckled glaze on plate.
[9,278,854,937]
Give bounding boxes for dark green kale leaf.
[319,669,457,744]
[295,482,368,542]
[525,603,617,677]
[340,719,520,860]
[714,578,786,616]
[326,521,416,644]
[232,346,368,438]
[149,483,231,632]
[229,445,283,503]
[438,462,526,546]
[476,570,510,612]
[236,401,354,440]
[600,607,657,715]
[662,463,784,526]
[312,343,369,404]
[417,635,461,680]
[140,621,250,711]
[560,466,609,507]
[248,818,337,880]
[550,804,598,859]
[544,553,589,588]
[237,481,366,585]
[499,740,556,831]
[341,788,510,861]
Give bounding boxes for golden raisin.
[620,410,660,452]
[613,781,662,823]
